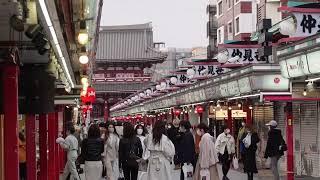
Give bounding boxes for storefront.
[278,33,320,177]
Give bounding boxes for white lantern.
[128,99,132,104]
[124,101,128,105]
[170,77,178,84]
[217,51,229,63]
[160,82,167,90]
[279,19,296,36]
[79,55,89,64]
[131,97,135,101]
[146,89,152,94]
[135,95,139,101]
[187,69,195,77]
[139,93,145,98]
[156,85,161,90]
[228,55,240,63]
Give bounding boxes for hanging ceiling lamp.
[79,46,89,64]
[78,20,89,45]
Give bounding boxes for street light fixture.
[79,46,89,64]
[78,20,89,45]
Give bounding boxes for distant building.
[216,0,258,42]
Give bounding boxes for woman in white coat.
[194,123,219,180]
[104,122,120,180]
[145,120,175,180]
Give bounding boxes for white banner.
[225,48,266,64]
[193,65,231,78]
[294,12,320,37]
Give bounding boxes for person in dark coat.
[241,125,260,180]
[264,120,285,180]
[178,120,196,180]
[167,121,181,166]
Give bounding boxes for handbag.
[126,138,139,167]
[200,169,210,180]
[118,169,125,180]
[232,156,239,170]
[182,163,193,180]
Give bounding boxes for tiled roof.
[96,23,166,63]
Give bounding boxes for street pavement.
[71,164,320,180]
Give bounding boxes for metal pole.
[26,114,37,180]
[3,64,19,180]
[39,114,48,180]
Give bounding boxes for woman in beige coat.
[194,123,219,180]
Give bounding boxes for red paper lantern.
[80,89,89,103]
[174,109,181,116]
[195,105,204,114]
[87,87,96,103]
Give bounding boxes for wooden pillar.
[26,115,37,180]
[39,114,48,180]
[54,112,60,180]
[48,113,56,180]
[3,65,19,180]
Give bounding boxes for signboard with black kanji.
[225,48,267,64]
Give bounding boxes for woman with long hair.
[145,120,175,180]
[104,122,120,180]
[80,124,104,180]
[241,125,260,180]
[119,122,143,180]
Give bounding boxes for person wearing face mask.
[241,125,260,180]
[193,123,219,180]
[237,121,247,163]
[215,126,235,180]
[167,119,181,168]
[104,122,120,180]
[177,121,195,180]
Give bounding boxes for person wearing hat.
[264,120,285,180]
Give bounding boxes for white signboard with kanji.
[294,12,320,37]
[193,65,231,78]
[225,48,267,64]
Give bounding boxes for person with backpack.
[119,122,143,180]
[264,120,286,180]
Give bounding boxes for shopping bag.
[182,163,194,179]
[200,169,210,180]
[118,169,125,180]
[233,156,239,170]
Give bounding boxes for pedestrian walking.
[145,120,175,180]
[215,126,235,180]
[57,125,80,180]
[167,118,181,168]
[19,132,27,180]
[177,120,196,180]
[80,124,104,180]
[264,120,286,180]
[237,121,246,162]
[193,123,219,180]
[104,122,120,180]
[135,124,147,153]
[119,122,143,180]
[241,125,260,180]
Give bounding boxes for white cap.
[266,120,277,127]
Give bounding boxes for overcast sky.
[100,0,209,48]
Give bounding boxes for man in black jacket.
[178,120,195,180]
[264,120,285,180]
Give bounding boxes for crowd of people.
[53,119,287,180]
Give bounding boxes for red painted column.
[26,115,37,180]
[3,65,19,180]
[243,102,253,125]
[39,114,48,180]
[48,113,56,180]
[54,112,60,180]
[227,108,232,132]
[286,102,294,180]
